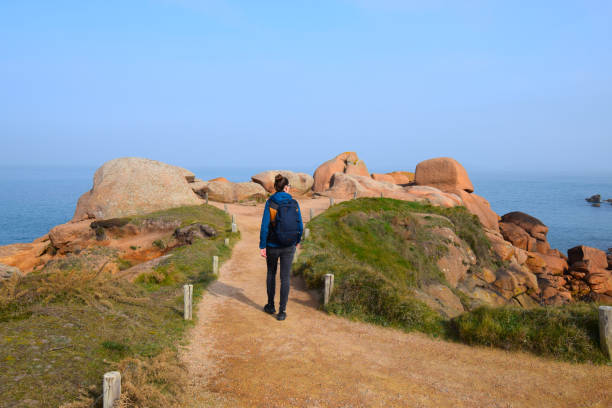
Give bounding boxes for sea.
[0,166,611,254]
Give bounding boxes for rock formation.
[251,170,314,195]
[585,194,601,203]
[325,173,462,207]
[414,157,499,233]
[73,157,203,221]
[313,152,369,192]
[564,246,612,303]
[191,180,267,203]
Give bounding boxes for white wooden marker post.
[309,208,314,222]
[324,273,334,306]
[304,228,310,240]
[599,306,612,359]
[329,197,334,207]
[353,191,357,200]
[213,255,219,276]
[231,214,236,224]
[231,223,238,233]
[103,371,121,408]
[183,284,193,320]
[224,238,230,246]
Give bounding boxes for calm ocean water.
[0,166,610,254]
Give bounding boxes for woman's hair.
[274,174,289,192]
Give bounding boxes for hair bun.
[274,174,284,182]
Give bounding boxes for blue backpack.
[269,199,301,247]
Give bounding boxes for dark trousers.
[266,245,296,312]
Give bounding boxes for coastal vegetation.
[0,204,237,407]
[295,198,607,364]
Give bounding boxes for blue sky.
[1,1,611,174]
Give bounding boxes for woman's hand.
[260,248,267,258]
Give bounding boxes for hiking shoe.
[276,311,287,321]
[263,304,276,315]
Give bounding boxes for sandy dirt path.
[181,198,612,408]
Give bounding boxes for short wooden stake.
[309,208,314,221]
[224,204,228,213]
[231,223,238,233]
[599,306,612,359]
[324,273,334,306]
[224,238,230,246]
[231,214,236,224]
[329,197,334,207]
[183,284,193,320]
[205,191,209,205]
[103,371,121,408]
[304,228,310,240]
[353,191,357,200]
[213,255,219,275]
[380,192,383,198]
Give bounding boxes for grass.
[295,198,497,336]
[452,303,607,364]
[0,204,238,407]
[295,197,608,364]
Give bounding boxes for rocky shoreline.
[1,152,611,307]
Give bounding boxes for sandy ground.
[180,198,612,408]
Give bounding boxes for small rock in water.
[592,203,601,207]
[585,194,601,203]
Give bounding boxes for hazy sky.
[1,1,611,174]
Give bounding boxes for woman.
[259,174,303,321]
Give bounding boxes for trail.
[180,198,612,408]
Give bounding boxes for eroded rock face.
[414,157,474,193]
[564,245,612,304]
[387,171,415,185]
[371,173,396,183]
[73,158,203,221]
[192,180,267,203]
[251,170,314,195]
[173,224,217,245]
[325,173,462,207]
[313,152,368,192]
[500,212,548,241]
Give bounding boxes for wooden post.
[224,238,230,246]
[380,192,383,198]
[231,223,238,233]
[213,255,219,276]
[183,284,193,320]
[224,204,228,213]
[329,197,334,207]
[599,306,612,359]
[309,208,314,222]
[205,191,209,205]
[353,191,357,200]
[304,228,310,240]
[231,214,236,224]
[103,371,121,408]
[324,273,334,306]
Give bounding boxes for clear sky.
[1,1,611,174]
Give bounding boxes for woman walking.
[259,174,303,321]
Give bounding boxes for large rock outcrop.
[73,158,203,221]
[415,157,474,193]
[191,180,267,203]
[313,152,369,192]
[251,170,314,195]
[565,245,612,304]
[414,157,499,233]
[325,173,462,208]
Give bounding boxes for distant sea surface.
[1,166,611,254]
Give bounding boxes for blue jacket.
[259,192,303,249]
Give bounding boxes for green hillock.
[295,198,607,364]
[0,204,238,407]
